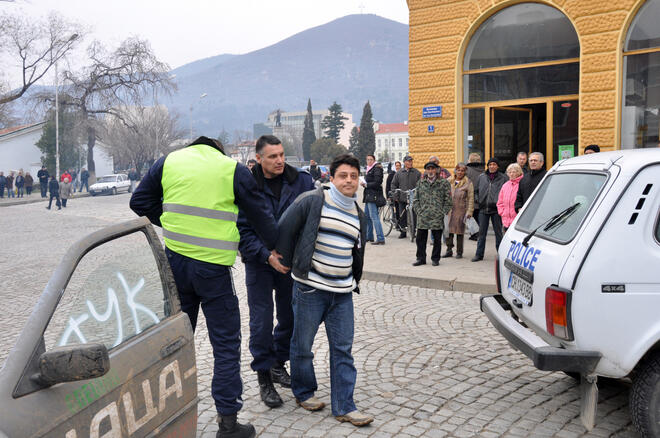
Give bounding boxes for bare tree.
[100,105,184,173]
[35,37,175,180]
[0,12,82,105]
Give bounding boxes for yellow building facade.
[408,0,660,169]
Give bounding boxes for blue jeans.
[290,281,357,416]
[79,179,88,192]
[365,202,384,242]
[475,211,503,258]
[7,187,14,198]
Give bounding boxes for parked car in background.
[0,217,197,437]
[89,174,130,196]
[481,149,660,436]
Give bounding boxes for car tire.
[630,351,660,438]
[112,187,117,196]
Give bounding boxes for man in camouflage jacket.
[412,161,452,266]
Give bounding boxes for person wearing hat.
[391,155,421,238]
[472,157,507,262]
[412,161,452,266]
[584,144,600,154]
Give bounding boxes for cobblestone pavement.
[0,195,638,437]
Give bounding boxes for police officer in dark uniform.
[238,135,314,408]
[130,136,279,438]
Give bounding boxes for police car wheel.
[112,187,117,195]
[630,351,660,438]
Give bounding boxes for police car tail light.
[545,286,573,341]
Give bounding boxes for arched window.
[463,3,579,103]
[622,0,660,149]
[462,3,580,166]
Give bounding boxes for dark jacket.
[391,167,421,202]
[238,163,314,264]
[466,162,484,202]
[385,170,395,197]
[15,175,24,188]
[6,175,13,189]
[25,174,33,187]
[37,169,49,184]
[477,171,507,214]
[128,170,140,181]
[309,165,321,181]
[276,186,368,292]
[0,175,6,187]
[515,168,547,212]
[48,179,59,195]
[80,170,89,181]
[362,163,384,204]
[129,138,279,252]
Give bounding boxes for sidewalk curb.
[362,270,497,295]
[0,192,91,207]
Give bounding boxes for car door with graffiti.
[0,217,197,438]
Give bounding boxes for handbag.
[375,191,386,208]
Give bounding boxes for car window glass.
[516,172,607,243]
[43,231,170,350]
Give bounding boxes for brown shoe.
[335,410,374,427]
[296,396,325,411]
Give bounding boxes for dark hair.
[330,154,360,177]
[256,135,281,154]
[584,144,600,153]
[367,154,375,160]
[247,159,257,165]
[517,151,528,157]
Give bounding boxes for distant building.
[375,122,409,163]
[252,122,272,139]
[0,122,114,179]
[258,108,355,157]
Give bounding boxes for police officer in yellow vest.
[130,136,280,438]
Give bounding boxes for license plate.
[508,272,533,306]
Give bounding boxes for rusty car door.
[0,217,197,437]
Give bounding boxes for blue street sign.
[422,106,443,118]
[428,125,435,133]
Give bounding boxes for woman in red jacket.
[497,163,523,232]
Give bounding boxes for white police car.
[481,149,660,436]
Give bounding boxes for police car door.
[0,217,197,438]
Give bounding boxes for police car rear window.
[516,172,607,243]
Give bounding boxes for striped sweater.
[292,190,360,293]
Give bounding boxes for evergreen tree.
[357,101,375,164]
[301,98,316,161]
[320,101,347,143]
[310,138,348,164]
[348,126,359,156]
[36,107,83,173]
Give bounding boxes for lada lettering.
[507,241,542,271]
[64,359,185,438]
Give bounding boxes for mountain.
[166,14,408,139]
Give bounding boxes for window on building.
[463,3,579,103]
[378,139,381,149]
[406,137,409,147]
[622,0,660,149]
[399,138,402,147]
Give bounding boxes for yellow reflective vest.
[160,144,240,265]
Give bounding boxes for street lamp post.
[189,92,207,139]
[54,33,78,179]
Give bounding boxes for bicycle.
[380,189,416,240]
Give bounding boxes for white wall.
[0,125,45,176]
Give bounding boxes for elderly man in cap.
[412,161,452,266]
[390,155,421,238]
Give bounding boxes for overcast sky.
[2,0,409,88]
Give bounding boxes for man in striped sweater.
[276,154,374,427]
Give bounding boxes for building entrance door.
[491,107,532,170]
